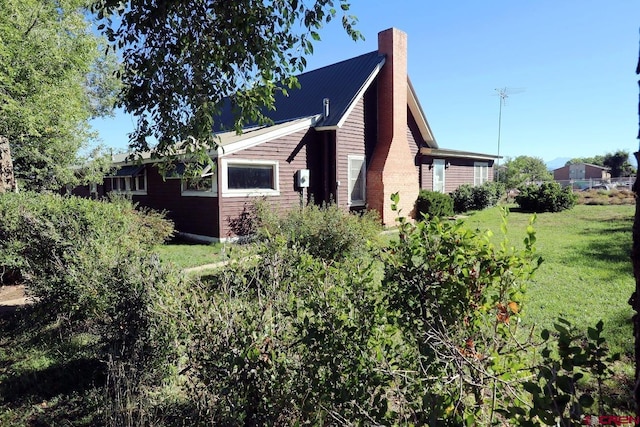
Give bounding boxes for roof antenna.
[323,98,330,118]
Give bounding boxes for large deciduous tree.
[497,155,552,189]
[92,0,362,160]
[0,0,118,192]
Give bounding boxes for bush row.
[415,181,505,219]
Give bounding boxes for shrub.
[451,182,505,213]
[451,184,474,213]
[515,182,577,213]
[414,190,454,220]
[174,210,388,425]
[0,192,181,426]
[0,192,173,319]
[254,202,382,262]
[385,194,542,424]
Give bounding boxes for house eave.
[420,147,500,161]
[408,78,438,149]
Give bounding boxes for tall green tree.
[92,0,362,161]
[603,150,634,177]
[498,155,552,189]
[0,0,118,192]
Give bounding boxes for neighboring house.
[76,28,498,241]
[553,163,611,181]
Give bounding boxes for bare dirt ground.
[0,285,28,314]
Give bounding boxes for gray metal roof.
[216,51,385,130]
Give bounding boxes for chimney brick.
[366,28,419,225]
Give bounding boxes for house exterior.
[553,163,610,181]
[78,28,498,241]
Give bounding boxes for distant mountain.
[545,157,571,171]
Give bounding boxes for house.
[78,28,498,241]
[553,163,611,181]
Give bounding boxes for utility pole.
[494,87,523,182]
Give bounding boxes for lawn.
[462,204,635,358]
[154,238,230,270]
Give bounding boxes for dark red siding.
[218,128,317,239]
[336,98,366,209]
[103,165,220,238]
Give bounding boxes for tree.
[497,155,552,189]
[565,155,604,166]
[92,0,362,162]
[0,0,118,192]
[566,151,636,177]
[603,150,634,177]
[631,30,640,417]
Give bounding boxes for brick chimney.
[366,28,419,225]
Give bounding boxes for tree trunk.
[631,35,640,416]
[0,136,17,193]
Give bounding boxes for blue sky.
[91,0,640,164]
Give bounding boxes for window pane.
[185,176,213,192]
[137,175,145,191]
[349,157,365,203]
[228,165,274,189]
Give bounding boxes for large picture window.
[221,159,279,197]
[348,155,366,206]
[474,162,489,186]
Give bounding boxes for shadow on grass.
[0,357,106,405]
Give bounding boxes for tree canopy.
[92,0,363,161]
[567,150,636,177]
[0,0,118,191]
[498,155,552,189]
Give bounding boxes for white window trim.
[474,162,489,186]
[220,158,280,198]
[108,173,147,196]
[181,164,219,197]
[347,154,366,207]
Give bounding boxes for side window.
[348,155,366,206]
[474,162,488,186]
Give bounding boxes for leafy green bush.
[414,189,454,220]
[451,184,474,213]
[506,318,621,426]
[0,192,182,425]
[515,182,577,213]
[0,192,173,320]
[254,202,382,262]
[170,207,388,425]
[451,182,505,213]
[384,194,542,424]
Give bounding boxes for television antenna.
[494,87,524,181]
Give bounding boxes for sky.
[90,0,640,165]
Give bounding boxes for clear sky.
[90,0,640,164]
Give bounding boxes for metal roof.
[216,51,386,130]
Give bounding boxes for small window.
[474,162,489,186]
[221,159,279,197]
[180,163,218,197]
[348,155,366,206]
[107,165,147,195]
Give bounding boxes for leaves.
[0,0,118,190]
[92,0,364,159]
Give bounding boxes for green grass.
[154,239,231,269]
[462,204,635,357]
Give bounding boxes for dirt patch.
[0,285,25,303]
[0,285,28,315]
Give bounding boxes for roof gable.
[217,51,385,130]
